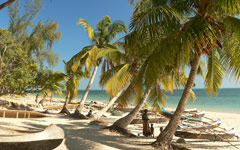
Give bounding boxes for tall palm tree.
[130,0,240,148]
[68,16,128,114]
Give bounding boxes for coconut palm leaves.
[77,19,95,41]
[205,50,225,96]
[70,16,127,73]
[34,70,67,103]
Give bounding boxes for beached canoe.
[44,104,78,110]
[180,119,221,130]
[161,108,202,121]
[175,130,235,141]
[0,110,46,118]
[0,124,64,150]
[130,117,168,124]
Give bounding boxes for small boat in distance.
[0,124,64,150]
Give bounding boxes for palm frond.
[204,50,224,96]
[130,0,183,39]
[221,34,240,81]
[77,18,96,41]
[99,64,125,88]
[97,48,123,65]
[210,0,240,15]
[198,59,206,79]
[85,46,99,72]
[223,16,240,35]
[96,16,111,37]
[106,64,133,97]
[69,46,91,72]
[108,20,128,40]
[149,84,167,108]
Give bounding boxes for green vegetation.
[0,28,38,96]
[34,69,67,103]
[0,0,63,97]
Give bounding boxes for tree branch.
[0,0,16,10]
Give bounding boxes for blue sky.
[0,0,239,89]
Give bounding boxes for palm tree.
[107,57,194,134]
[98,29,186,132]
[68,16,128,114]
[60,60,88,114]
[35,70,67,104]
[91,29,158,119]
[129,0,240,148]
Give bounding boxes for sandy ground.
[0,95,239,150]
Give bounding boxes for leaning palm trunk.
[59,93,71,115]
[153,52,201,148]
[109,89,151,132]
[74,66,98,114]
[50,92,53,104]
[92,89,124,119]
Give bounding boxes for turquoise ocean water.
[52,88,240,114]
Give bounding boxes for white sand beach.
[0,95,239,150]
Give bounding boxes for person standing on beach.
[142,109,149,137]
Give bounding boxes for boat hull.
[175,131,235,141]
[0,139,63,150]
[0,124,64,149]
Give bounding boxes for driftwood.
[0,110,46,118]
[0,124,64,150]
[175,131,235,141]
[130,117,168,124]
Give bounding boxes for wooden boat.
[0,110,46,118]
[175,130,235,141]
[180,119,221,130]
[161,108,202,121]
[130,117,168,124]
[0,124,64,150]
[44,104,78,110]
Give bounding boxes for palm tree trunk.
[0,0,16,10]
[59,93,71,114]
[92,89,124,119]
[50,92,53,104]
[74,66,98,113]
[35,93,39,103]
[110,89,151,129]
[153,52,201,148]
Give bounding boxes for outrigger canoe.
[180,119,222,129]
[175,130,235,141]
[0,124,64,150]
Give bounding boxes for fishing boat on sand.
[179,118,222,129]
[161,108,203,121]
[0,124,64,150]
[175,130,236,141]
